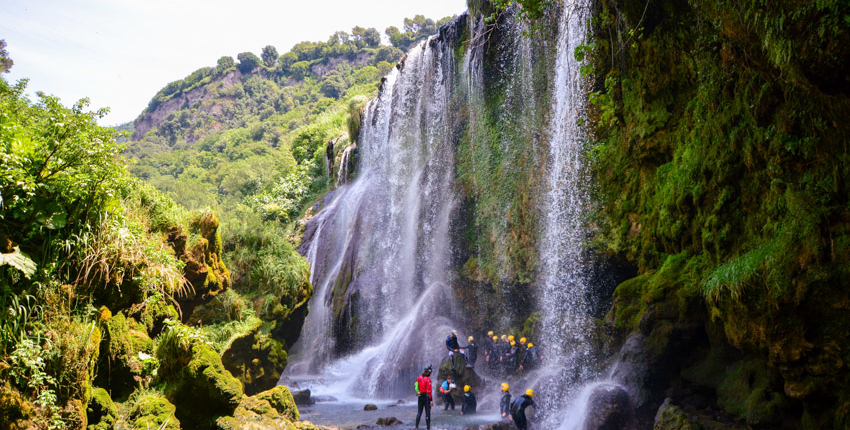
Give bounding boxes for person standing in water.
[440,375,457,410]
[510,389,536,430]
[414,366,433,430]
[461,385,477,415]
[500,383,512,419]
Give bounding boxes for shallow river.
[299,400,505,430]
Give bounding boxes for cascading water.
[285,1,623,425]
[284,32,464,399]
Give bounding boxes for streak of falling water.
[283,35,461,399]
[535,0,608,428]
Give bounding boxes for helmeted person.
[461,385,477,415]
[510,389,537,430]
[499,382,512,418]
[488,335,500,371]
[507,340,520,373]
[414,365,434,430]
[521,343,540,371]
[446,330,464,370]
[463,336,478,368]
[483,331,495,363]
[519,337,528,354]
[440,374,457,410]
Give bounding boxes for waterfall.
[336,144,356,186]
[284,33,463,399]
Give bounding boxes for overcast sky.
[1,0,465,126]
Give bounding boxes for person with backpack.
[439,374,457,410]
[414,366,433,430]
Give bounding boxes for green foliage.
[237,52,261,74]
[8,338,65,429]
[0,39,13,73]
[261,45,279,68]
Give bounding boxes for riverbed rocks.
[375,417,402,426]
[468,422,513,430]
[364,404,378,411]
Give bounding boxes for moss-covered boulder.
[137,294,180,337]
[221,326,288,395]
[0,382,34,430]
[654,399,702,430]
[128,393,180,430]
[86,388,117,430]
[173,211,231,320]
[156,323,244,430]
[716,359,788,425]
[216,386,308,430]
[96,312,143,399]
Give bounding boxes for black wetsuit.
[415,375,432,430]
[500,392,512,417]
[522,346,539,370]
[510,394,536,430]
[464,342,478,366]
[462,392,477,414]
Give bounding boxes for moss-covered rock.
[156,324,244,430]
[96,312,142,399]
[654,399,702,430]
[221,326,288,396]
[716,359,788,425]
[129,393,180,430]
[0,383,34,430]
[86,388,117,430]
[215,386,305,430]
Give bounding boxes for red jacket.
[415,376,433,399]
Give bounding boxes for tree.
[373,46,405,64]
[352,27,381,48]
[215,56,236,75]
[289,61,311,80]
[261,45,279,68]
[328,31,350,46]
[0,40,12,73]
[237,52,261,74]
[320,73,348,99]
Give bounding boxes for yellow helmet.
[464,385,471,393]
[526,389,534,397]
[468,336,474,342]
[527,343,534,348]
[487,330,494,336]
[510,340,516,346]
[500,335,507,340]
[520,337,527,344]
[508,335,515,341]
[501,383,510,392]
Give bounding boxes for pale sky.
[1,0,465,126]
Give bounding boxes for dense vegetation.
[583,0,850,428]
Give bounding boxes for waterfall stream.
[283,1,618,425]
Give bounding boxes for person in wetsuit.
[414,366,433,430]
[446,330,464,370]
[463,336,478,368]
[510,389,537,430]
[461,385,477,415]
[500,383,512,419]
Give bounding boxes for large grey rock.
[364,403,378,411]
[584,384,631,430]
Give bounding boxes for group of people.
[445,330,543,376]
[414,365,536,430]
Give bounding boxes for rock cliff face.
[133,70,243,141]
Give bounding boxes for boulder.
[129,393,180,430]
[653,398,702,430]
[215,386,305,430]
[95,312,143,399]
[471,422,513,430]
[376,417,402,426]
[156,326,244,429]
[364,404,378,411]
[292,388,315,406]
[584,384,631,430]
[86,388,117,430]
[221,325,288,395]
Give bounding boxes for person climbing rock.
[440,375,457,410]
[510,389,536,430]
[445,330,464,369]
[326,139,335,178]
[463,336,478,368]
[507,340,519,374]
[461,385,477,415]
[500,383,512,419]
[414,365,433,430]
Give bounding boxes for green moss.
[221,325,288,396]
[96,313,140,399]
[717,359,788,425]
[86,388,117,430]
[129,393,180,430]
[255,386,299,421]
